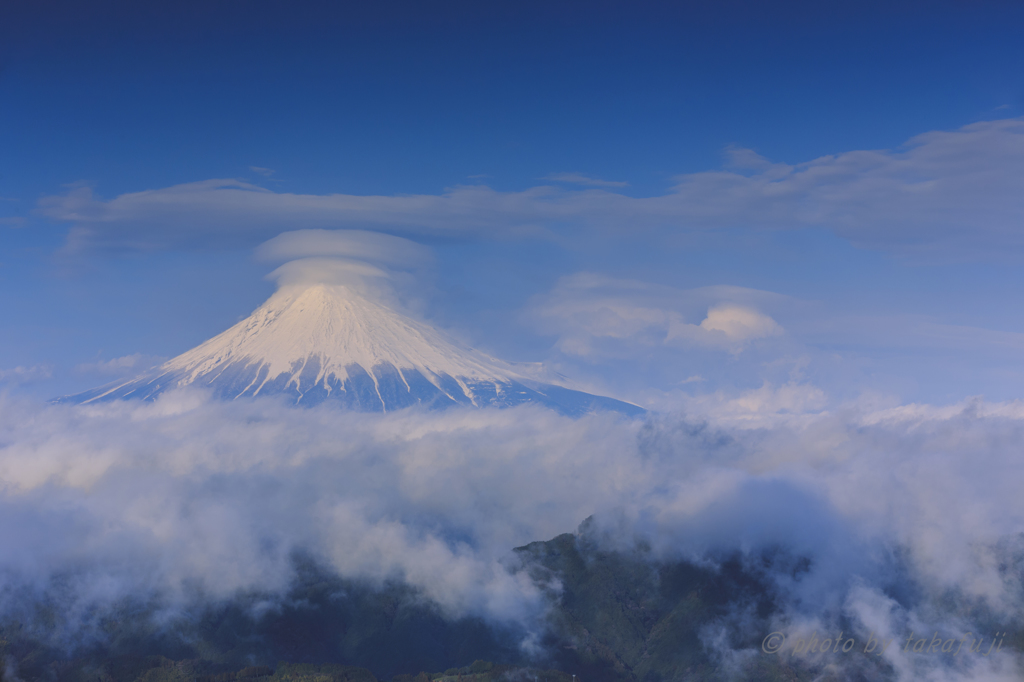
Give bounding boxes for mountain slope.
[64,283,644,416]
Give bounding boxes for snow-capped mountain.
[63,283,644,416]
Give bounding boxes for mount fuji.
[63,282,644,416]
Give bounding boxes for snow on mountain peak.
[166,281,519,394]
[62,248,644,416]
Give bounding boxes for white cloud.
[38,179,560,252]
[0,364,53,384]
[542,172,629,188]
[521,271,1024,410]
[74,354,165,376]
[256,230,437,313]
[255,229,433,268]
[696,304,783,340]
[526,272,788,358]
[0,392,1022,679]
[679,380,830,426]
[36,118,1024,258]
[666,118,1024,258]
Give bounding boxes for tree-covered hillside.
[4,522,1016,682]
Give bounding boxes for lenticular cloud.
[0,392,1022,679]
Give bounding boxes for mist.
[0,391,1021,679]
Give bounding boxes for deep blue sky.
[4,0,1020,196]
[2,0,1024,407]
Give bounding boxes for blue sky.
[3,0,1024,407]
[6,7,1024,674]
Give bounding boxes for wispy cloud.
[255,229,432,268]
[524,272,1024,408]
[542,172,629,188]
[0,364,53,384]
[249,166,275,177]
[526,273,790,358]
[74,354,165,376]
[36,118,1024,259]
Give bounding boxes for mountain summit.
[64,283,644,416]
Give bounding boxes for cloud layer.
[526,273,788,358]
[521,271,1024,410]
[37,118,1024,258]
[0,392,1022,679]
[255,229,433,269]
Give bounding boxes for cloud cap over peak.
[256,229,433,269]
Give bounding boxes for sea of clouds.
[0,390,1022,680]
